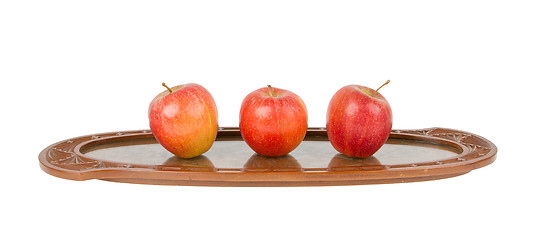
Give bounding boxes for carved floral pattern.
[396,128,493,165]
[45,130,151,171]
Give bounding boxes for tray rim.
[39,127,497,186]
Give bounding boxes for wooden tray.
[39,127,496,186]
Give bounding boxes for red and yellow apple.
[239,85,308,157]
[148,83,218,158]
[326,81,393,158]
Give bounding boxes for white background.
[1,0,539,239]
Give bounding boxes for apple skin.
[239,86,308,157]
[326,85,392,158]
[148,83,218,158]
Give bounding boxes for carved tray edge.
[38,127,497,185]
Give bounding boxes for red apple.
[326,80,393,158]
[148,83,218,158]
[240,85,308,157]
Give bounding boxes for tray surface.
[39,127,496,186]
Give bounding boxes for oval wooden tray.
[39,127,496,186]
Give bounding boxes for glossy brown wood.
[39,127,496,186]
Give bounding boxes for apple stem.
[162,82,173,94]
[267,85,275,97]
[375,80,391,93]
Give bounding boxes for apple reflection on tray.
[328,154,384,171]
[157,153,385,172]
[157,155,215,171]
[158,154,303,172]
[243,154,303,172]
